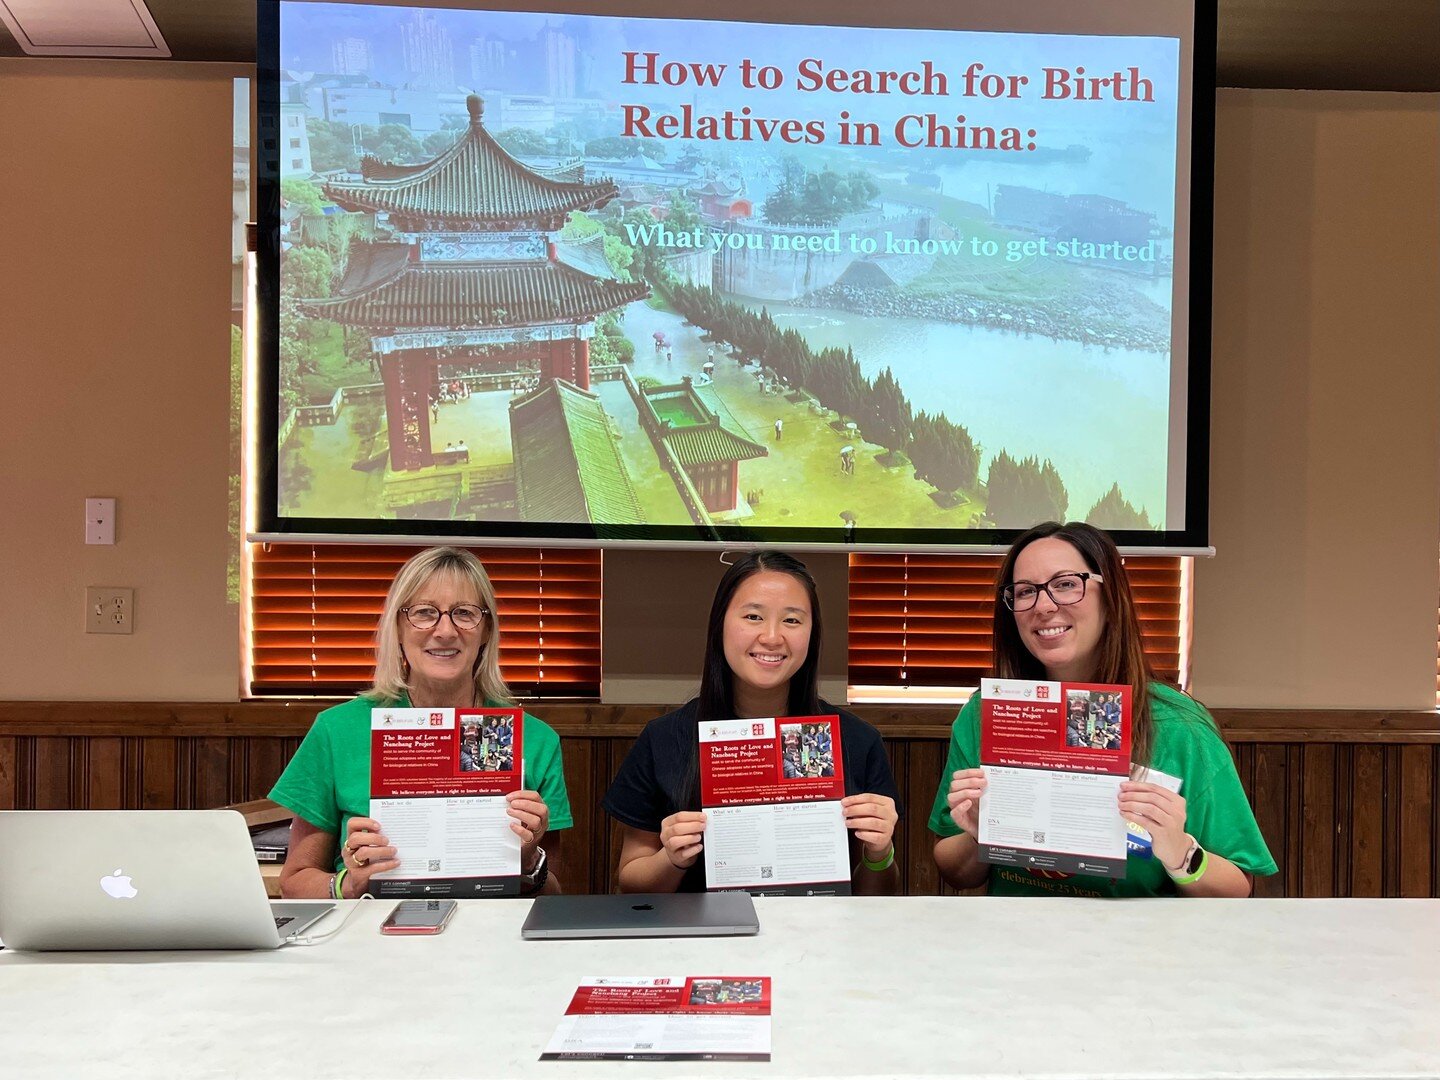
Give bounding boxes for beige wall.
[0,60,245,701]
[2,64,1436,708]
[1193,91,1440,708]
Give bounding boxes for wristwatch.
[1168,834,1203,879]
[522,846,549,893]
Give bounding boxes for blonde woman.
[271,547,571,899]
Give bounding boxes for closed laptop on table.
[0,810,333,951]
[522,891,760,940]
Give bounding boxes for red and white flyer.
[368,707,524,897]
[698,715,850,895]
[976,679,1132,877]
[540,976,772,1062]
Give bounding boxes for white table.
[1,898,1437,1079]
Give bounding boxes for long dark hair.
[678,552,823,810]
[992,522,1160,764]
[696,550,824,722]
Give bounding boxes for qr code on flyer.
[428,859,441,872]
[760,866,773,879]
[1032,831,1046,844]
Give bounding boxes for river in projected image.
[739,299,1171,523]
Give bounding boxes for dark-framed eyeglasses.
[401,604,488,631]
[1001,572,1103,612]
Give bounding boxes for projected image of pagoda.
[297,94,649,519]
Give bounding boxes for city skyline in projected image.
[274,2,1185,541]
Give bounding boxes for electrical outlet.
[86,587,134,635]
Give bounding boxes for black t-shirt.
[601,698,903,893]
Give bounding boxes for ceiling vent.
[0,0,170,58]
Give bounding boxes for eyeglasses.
[1001,572,1103,612]
[401,604,488,631]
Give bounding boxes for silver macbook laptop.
[0,810,334,951]
[521,891,760,940]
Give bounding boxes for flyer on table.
[541,976,772,1062]
[368,707,524,897]
[976,679,1132,877]
[699,715,850,895]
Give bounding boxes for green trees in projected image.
[1085,483,1154,530]
[563,212,637,282]
[762,156,881,227]
[278,245,332,414]
[306,118,428,172]
[584,136,667,161]
[987,451,1069,527]
[910,410,980,495]
[662,279,983,503]
[589,313,635,367]
[306,118,358,172]
[665,194,702,234]
[423,129,460,156]
[611,207,670,282]
[494,127,549,157]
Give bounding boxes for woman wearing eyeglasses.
[930,522,1275,897]
[271,547,571,899]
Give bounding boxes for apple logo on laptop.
[100,868,138,899]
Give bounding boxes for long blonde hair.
[365,547,511,707]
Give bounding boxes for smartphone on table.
[380,899,458,935]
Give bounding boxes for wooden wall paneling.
[245,738,289,803]
[556,734,596,895]
[1332,745,1352,898]
[589,738,623,895]
[192,737,233,810]
[0,703,1436,898]
[882,738,911,895]
[33,737,74,809]
[140,738,178,810]
[1249,743,1290,898]
[1300,744,1337,896]
[1349,744,1384,896]
[1398,745,1435,897]
[899,739,934,896]
[601,737,637,895]
[86,737,125,809]
[0,736,17,809]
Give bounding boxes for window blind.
[849,553,1183,693]
[247,544,601,698]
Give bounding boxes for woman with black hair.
[930,521,1276,897]
[603,551,902,894]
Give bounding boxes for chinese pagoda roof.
[298,243,648,329]
[510,379,645,525]
[322,95,618,228]
[664,424,769,467]
[645,380,768,467]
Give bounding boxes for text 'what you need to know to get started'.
[618,54,1159,150]
[622,221,1162,266]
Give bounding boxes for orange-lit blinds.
[848,553,1182,690]
[248,544,601,699]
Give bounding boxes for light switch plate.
[86,587,134,634]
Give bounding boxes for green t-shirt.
[269,695,573,871]
[927,683,1277,897]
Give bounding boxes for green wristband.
[1171,847,1209,886]
[333,867,349,899]
[861,844,895,872]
